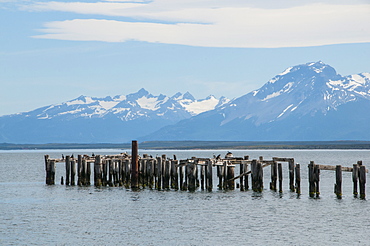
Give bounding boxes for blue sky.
[1,0,370,116]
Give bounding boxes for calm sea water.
[1,149,369,245]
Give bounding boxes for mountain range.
[0,89,228,143]
[1,61,370,143]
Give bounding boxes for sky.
[1,0,370,116]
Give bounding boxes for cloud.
[26,0,370,48]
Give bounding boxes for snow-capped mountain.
[144,61,370,141]
[0,89,228,143]
[26,88,228,121]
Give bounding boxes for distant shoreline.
[2,141,370,150]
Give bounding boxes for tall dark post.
[131,140,139,189]
[295,164,301,195]
[334,165,342,199]
[289,159,295,192]
[352,164,359,197]
[359,165,366,199]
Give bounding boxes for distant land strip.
[2,141,370,150]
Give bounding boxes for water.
[1,149,369,245]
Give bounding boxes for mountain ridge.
[143,61,370,141]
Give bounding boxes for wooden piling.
[148,159,154,189]
[44,155,49,185]
[187,161,197,192]
[240,162,244,191]
[86,160,91,185]
[359,165,366,199]
[102,159,108,186]
[179,162,185,190]
[334,165,342,199]
[289,159,295,192]
[227,165,235,190]
[50,160,56,185]
[278,163,283,193]
[352,164,359,197]
[295,164,301,195]
[171,160,178,190]
[45,159,55,185]
[308,161,315,197]
[314,164,320,197]
[270,161,277,191]
[206,159,212,191]
[201,164,205,190]
[108,159,114,187]
[77,155,82,186]
[163,160,171,190]
[70,159,76,186]
[244,156,249,190]
[156,156,162,190]
[131,140,139,189]
[217,165,223,190]
[222,161,228,190]
[251,160,263,192]
[65,155,70,185]
[94,155,102,187]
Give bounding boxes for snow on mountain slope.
[15,88,227,122]
[215,61,366,126]
[143,61,370,141]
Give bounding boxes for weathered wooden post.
[156,156,162,190]
[102,159,108,186]
[94,155,102,187]
[295,163,301,195]
[124,159,130,187]
[86,160,91,185]
[314,164,320,197]
[187,161,197,191]
[334,165,342,199]
[148,159,154,189]
[65,155,70,185]
[70,159,76,186]
[227,164,235,190]
[222,161,228,190]
[240,162,244,191]
[131,140,139,189]
[50,160,56,185]
[217,164,223,190]
[359,165,366,199]
[82,159,87,185]
[244,156,249,190]
[140,158,146,187]
[108,159,114,187]
[201,164,205,190]
[251,159,257,191]
[352,164,359,197]
[257,160,263,192]
[45,159,55,185]
[77,155,82,186]
[179,161,185,190]
[289,158,295,192]
[206,159,213,191]
[171,160,178,190]
[278,163,283,193]
[308,161,315,197]
[44,155,50,185]
[270,161,277,191]
[251,159,263,192]
[163,159,170,189]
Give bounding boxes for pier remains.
[44,141,368,199]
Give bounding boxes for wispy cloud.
[23,0,370,48]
